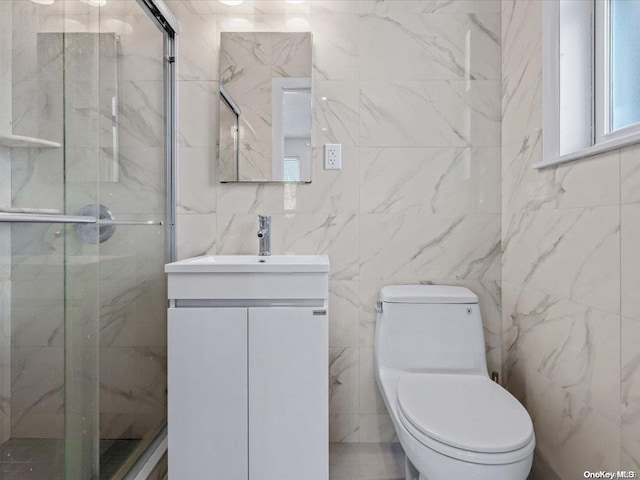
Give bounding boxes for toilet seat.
[396,373,535,465]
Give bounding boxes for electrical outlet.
[324,144,342,170]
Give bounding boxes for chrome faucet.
[257,215,271,256]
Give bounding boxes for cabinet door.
[248,307,328,480]
[168,307,248,480]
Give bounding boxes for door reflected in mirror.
[219,32,312,183]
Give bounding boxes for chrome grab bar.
[0,212,96,224]
[0,212,162,226]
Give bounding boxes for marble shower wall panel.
[169,0,502,442]
[501,0,640,476]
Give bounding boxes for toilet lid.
[397,374,534,454]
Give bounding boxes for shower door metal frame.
[135,0,179,263]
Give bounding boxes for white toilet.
[374,285,535,480]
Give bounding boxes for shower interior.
[0,2,171,478]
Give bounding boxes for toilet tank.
[374,285,488,375]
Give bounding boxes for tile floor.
[0,439,406,479]
[329,443,405,480]
[0,437,140,480]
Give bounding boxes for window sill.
[534,129,640,169]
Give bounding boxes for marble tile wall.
[501,0,637,477]
[168,0,502,442]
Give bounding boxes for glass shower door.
[0,1,172,478]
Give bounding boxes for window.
[540,0,640,168]
[610,0,640,131]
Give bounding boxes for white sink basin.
[165,255,330,300]
[165,254,329,273]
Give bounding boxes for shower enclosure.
[0,0,177,477]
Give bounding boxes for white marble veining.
[177,147,218,214]
[313,81,360,147]
[329,414,359,443]
[329,281,360,348]
[178,81,219,148]
[310,14,358,81]
[622,204,640,321]
[118,14,164,82]
[501,0,542,144]
[359,347,386,420]
[11,347,64,437]
[503,283,620,422]
[621,143,640,205]
[119,80,165,149]
[360,80,501,147]
[502,133,620,222]
[177,213,217,260]
[622,316,640,470]
[360,147,501,215]
[330,347,360,416]
[359,1,500,15]
[503,206,620,315]
[178,14,219,81]
[359,12,500,81]
[360,212,500,282]
[522,368,620,478]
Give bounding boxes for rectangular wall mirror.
[219,32,312,183]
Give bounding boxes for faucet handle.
[258,214,271,226]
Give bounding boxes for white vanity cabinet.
[165,255,329,480]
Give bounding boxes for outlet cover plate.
[324,144,342,170]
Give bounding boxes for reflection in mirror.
[219,32,312,183]
[219,86,240,181]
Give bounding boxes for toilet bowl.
[374,285,534,480]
